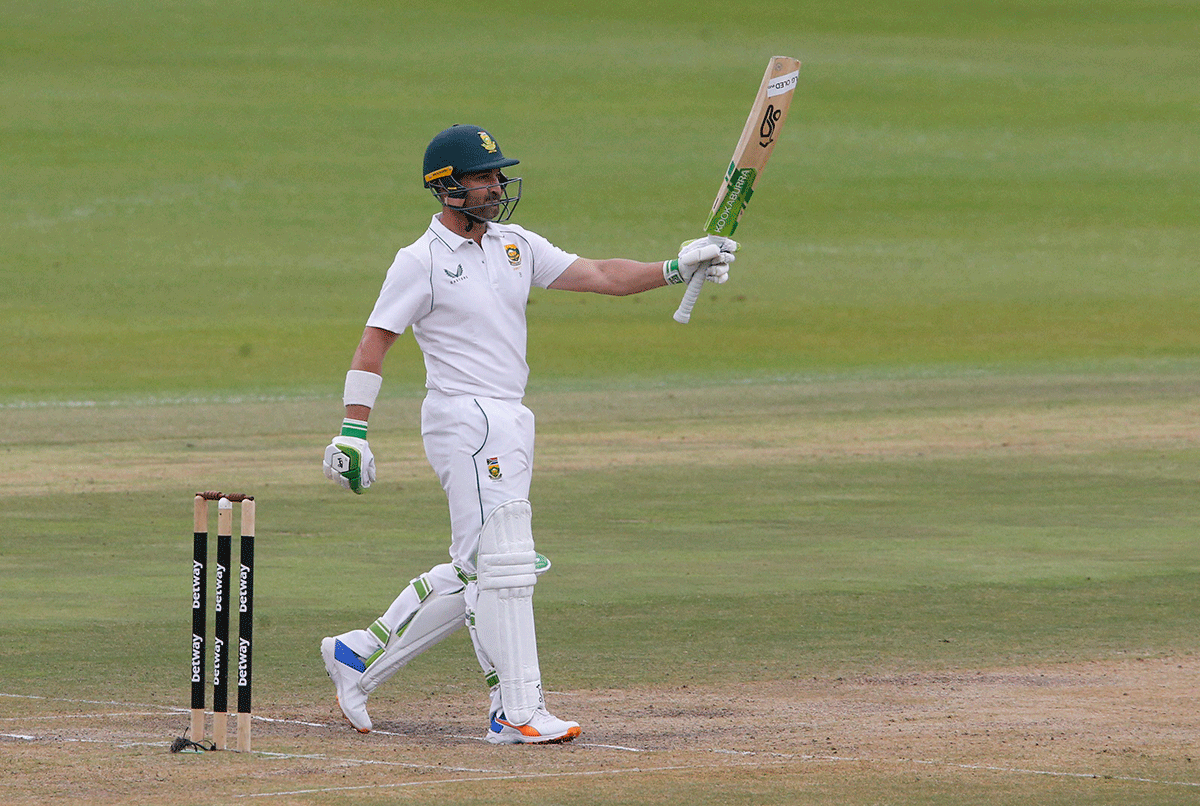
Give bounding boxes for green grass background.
[2,1,1199,803]
[4,0,1196,400]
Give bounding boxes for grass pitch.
[2,0,1199,803]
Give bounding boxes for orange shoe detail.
[337,696,371,734]
[499,718,541,737]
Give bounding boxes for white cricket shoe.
[486,707,581,745]
[320,637,372,733]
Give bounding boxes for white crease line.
[1,733,169,749]
[253,750,505,774]
[1,692,180,710]
[713,749,1200,789]
[3,694,496,744]
[941,761,1200,788]
[249,715,329,729]
[1,730,502,773]
[0,713,166,721]
[235,761,793,799]
[8,692,1197,791]
[5,694,338,733]
[447,732,645,752]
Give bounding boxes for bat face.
[760,105,782,147]
[760,62,799,147]
[766,63,801,97]
[675,56,800,324]
[704,56,801,239]
[706,162,757,237]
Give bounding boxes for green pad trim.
[368,619,390,645]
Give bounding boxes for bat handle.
[672,272,705,324]
[672,234,722,324]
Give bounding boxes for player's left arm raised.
[549,237,737,296]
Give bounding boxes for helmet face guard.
[423,125,522,224]
[425,170,522,224]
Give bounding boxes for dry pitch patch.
[3,371,1198,803]
[2,656,1197,804]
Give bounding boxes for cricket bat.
[674,56,801,324]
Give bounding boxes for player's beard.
[455,176,521,227]
[466,189,502,222]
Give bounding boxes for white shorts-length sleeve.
[365,249,434,335]
[512,225,578,290]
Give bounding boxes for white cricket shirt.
[366,215,578,400]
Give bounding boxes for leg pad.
[474,499,543,725]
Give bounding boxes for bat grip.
[672,272,705,324]
[672,234,722,324]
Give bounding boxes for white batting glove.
[663,237,738,285]
[323,419,376,494]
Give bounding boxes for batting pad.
[360,588,466,693]
[475,499,543,725]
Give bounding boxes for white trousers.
[336,392,537,669]
[421,391,536,576]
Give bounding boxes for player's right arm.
[323,326,399,494]
[345,326,399,421]
[549,238,736,296]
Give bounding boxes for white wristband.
[343,370,382,409]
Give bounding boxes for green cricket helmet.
[422,124,521,223]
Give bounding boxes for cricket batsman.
[321,124,736,743]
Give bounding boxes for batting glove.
[323,419,376,494]
[664,237,738,285]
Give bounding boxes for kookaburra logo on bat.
[759,103,782,148]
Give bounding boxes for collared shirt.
[366,215,578,399]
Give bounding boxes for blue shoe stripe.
[333,639,367,673]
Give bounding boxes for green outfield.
[2,1,1198,804]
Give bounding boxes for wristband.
[340,418,368,439]
[343,369,382,409]
[663,259,684,285]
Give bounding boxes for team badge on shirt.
[504,244,522,267]
[486,457,503,480]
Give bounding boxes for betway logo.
[212,636,225,685]
[238,637,251,686]
[191,633,203,683]
[192,561,203,609]
[239,563,251,612]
